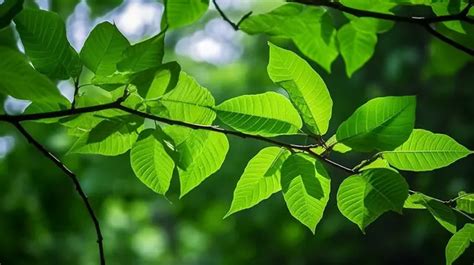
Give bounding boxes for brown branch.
[12,122,105,265]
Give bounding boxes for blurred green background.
[0,0,473,264]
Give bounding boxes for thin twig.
[291,0,474,56]
[424,24,474,56]
[2,99,470,228]
[452,207,474,221]
[212,0,252,30]
[71,69,82,110]
[295,0,474,24]
[12,122,105,265]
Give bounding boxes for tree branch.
[294,0,474,56]
[424,24,474,56]
[12,122,105,265]
[296,0,474,24]
[2,98,470,239]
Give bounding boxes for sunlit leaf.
[402,192,457,233]
[152,71,216,124]
[281,153,331,233]
[267,43,332,135]
[337,22,378,77]
[176,130,229,197]
[445,224,474,265]
[165,0,209,29]
[117,30,165,73]
[80,22,130,76]
[68,115,143,156]
[240,3,338,72]
[14,8,82,79]
[336,96,416,152]
[0,47,68,104]
[215,92,303,137]
[456,192,474,214]
[225,147,290,217]
[382,129,472,171]
[130,129,175,194]
[337,168,408,232]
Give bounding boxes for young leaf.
[80,22,130,76]
[0,47,68,104]
[267,43,333,136]
[456,192,474,214]
[68,115,143,156]
[240,3,338,72]
[173,130,229,197]
[117,30,165,73]
[152,71,216,124]
[336,96,416,152]
[337,22,378,77]
[403,192,457,233]
[337,168,408,232]
[14,8,82,79]
[445,224,474,265]
[130,129,175,195]
[164,0,209,29]
[382,129,472,172]
[225,147,290,218]
[215,92,303,137]
[281,153,331,234]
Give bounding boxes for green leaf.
[130,129,175,195]
[404,193,427,209]
[340,0,396,13]
[68,115,143,156]
[152,71,216,124]
[175,130,229,197]
[382,129,472,171]
[14,8,82,79]
[337,22,378,77]
[117,30,165,73]
[0,0,23,29]
[86,0,123,17]
[325,135,352,154]
[215,92,303,137]
[403,192,457,233]
[337,168,408,232]
[267,43,332,135]
[445,224,474,265]
[281,153,331,233]
[80,22,130,76]
[348,16,394,34]
[240,3,338,72]
[359,158,393,171]
[0,47,68,104]
[456,192,474,214]
[432,2,473,35]
[142,62,181,99]
[165,0,209,29]
[225,147,290,218]
[336,96,416,152]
